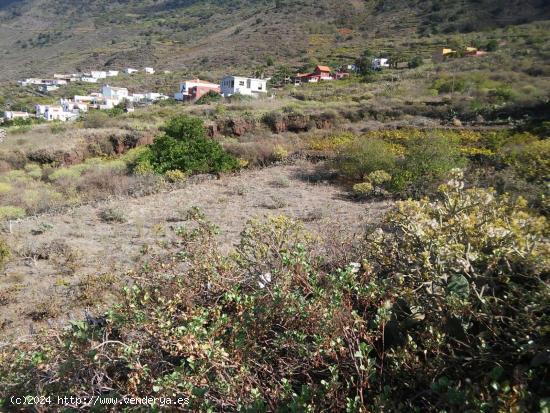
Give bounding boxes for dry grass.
[0,161,390,338]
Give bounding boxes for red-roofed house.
[313,65,332,80]
[293,65,334,84]
[175,79,221,101]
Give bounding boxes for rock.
[229,118,255,136]
[452,117,462,127]
[205,122,219,137]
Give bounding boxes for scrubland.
[0,20,549,412]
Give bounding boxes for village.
[2,45,491,124]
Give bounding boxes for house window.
[231,80,234,88]
[239,81,245,86]
[258,84,263,90]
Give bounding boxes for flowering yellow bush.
[164,169,188,183]
[307,132,355,151]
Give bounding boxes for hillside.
[0,0,549,411]
[0,0,549,82]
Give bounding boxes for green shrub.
[164,169,188,183]
[500,138,549,183]
[0,182,12,195]
[83,111,110,128]
[352,181,373,196]
[0,206,26,220]
[432,75,467,94]
[0,238,9,269]
[363,175,548,411]
[50,123,66,134]
[0,186,546,411]
[485,39,498,51]
[367,169,392,185]
[408,55,423,68]
[24,163,42,179]
[146,115,239,174]
[98,207,126,223]
[393,133,466,192]
[334,138,397,180]
[195,91,221,105]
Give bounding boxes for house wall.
[176,80,220,101]
[220,76,267,97]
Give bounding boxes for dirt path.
[0,161,390,340]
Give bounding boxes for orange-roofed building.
[293,65,334,84]
[312,65,332,80]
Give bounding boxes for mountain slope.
[0,0,549,82]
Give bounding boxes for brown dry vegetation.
[0,161,390,338]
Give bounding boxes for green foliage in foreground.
[1,179,548,411]
[136,115,239,174]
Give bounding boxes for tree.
[269,65,293,86]
[355,48,375,74]
[143,115,239,174]
[486,39,498,51]
[408,55,424,68]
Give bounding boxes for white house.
[106,70,119,77]
[38,84,59,93]
[81,76,98,83]
[4,111,30,121]
[36,105,78,122]
[129,93,145,102]
[61,99,88,113]
[18,78,44,86]
[372,58,389,70]
[91,71,107,79]
[74,95,97,104]
[220,76,267,97]
[144,67,155,74]
[145,92,168,101]
[126,68,139,75]
[102,85,129,104]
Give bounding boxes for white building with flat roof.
[4,111,30,121]
[36,105,78,122]
[102,85,129,104]
[220,76,267,97]
[91,71,107,79]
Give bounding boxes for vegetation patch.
[0,179,547,411]
[136,115,240,175]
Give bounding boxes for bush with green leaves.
[195,90,222,105]
[334,138,397,180]
[0,181,547,411]
[0,238,9,270]
[137,115,239,175]
[393,133,466,194]
[500,138,550,183]
[352,181,374,197]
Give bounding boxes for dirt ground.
[0,161,390,341]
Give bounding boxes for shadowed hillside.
[0,0,549,82]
